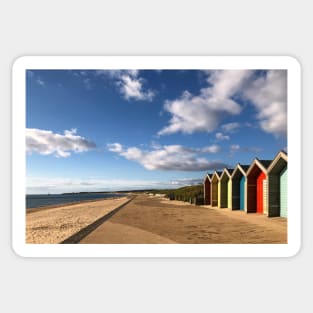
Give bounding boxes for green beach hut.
[231,163,249,211]
[267,151,288,217]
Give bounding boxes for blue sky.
[26,69,287,194]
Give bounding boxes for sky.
[26,69,287,194]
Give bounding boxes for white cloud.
[243,70,287,136]
[170,178,203,186]
[158,70,252,135]
[159,70,287,138]
[221,122,241,133]
[201,144,220,153]
[107,143,123,153]
[117,74,154,101]
[230,144,240,151]
[229,144,262,157]
[26,175,207,194]
[36,78,45,86]
[215,132,230,141]
[69,71,93,90]
[26,176,164,194]
[229,144,240,157]
[108,143,226,171]
[208,70,251,99]
[26,128,96,158]
[96,70,154,101]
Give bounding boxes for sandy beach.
[26,194,287,244]
[80,194,287,244]
[26,196,131,244]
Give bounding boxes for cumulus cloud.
[201,144,220,153]
[117,73,154,101]
[159,70,287,138]
[243,70,287,137]
[108,143,226,171]
[96,70,154,101]
[215,132,230,141]
[221,122,241,133]
[107,143,123,153]
[158,70,252,135]
[229,144,262,157]
[26,128,96,158]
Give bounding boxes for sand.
[26,196,131,244]
[80,194,287,244]
[26,194,287,244]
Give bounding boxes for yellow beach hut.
[211,171,222,207]
[218,168,233,209]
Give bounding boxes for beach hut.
[267,151,288,217]
[218,168,233,208]
[231,164,249,211]
[211,171,222,207]
[203,173,212,205]
[246,159,272,214]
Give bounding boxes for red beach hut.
[246,159,272,214]
[203,173,212,205]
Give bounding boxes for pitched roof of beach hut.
[267,151,288,217]
[267,150,288,173]
[240,165,250,172]
[246,158,272,176]
[258,159,272,170]
[220,168,233,179]
[203,172,213,183]
[212,170,223,180]
[231,163,249,178]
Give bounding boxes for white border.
[12,56,301,258]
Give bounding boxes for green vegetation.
[152,184,204,204]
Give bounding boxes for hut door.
[263,179,268,215]
[240,176,245,211]
[257,172,266,213]
[280,168,288,217]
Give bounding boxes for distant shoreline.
[26,194,132,213]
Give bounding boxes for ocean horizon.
[26,192,128,209]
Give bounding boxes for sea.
[26,193,127,209]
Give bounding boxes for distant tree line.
[152,185,204,205]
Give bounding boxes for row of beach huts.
[203,150,288,218]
